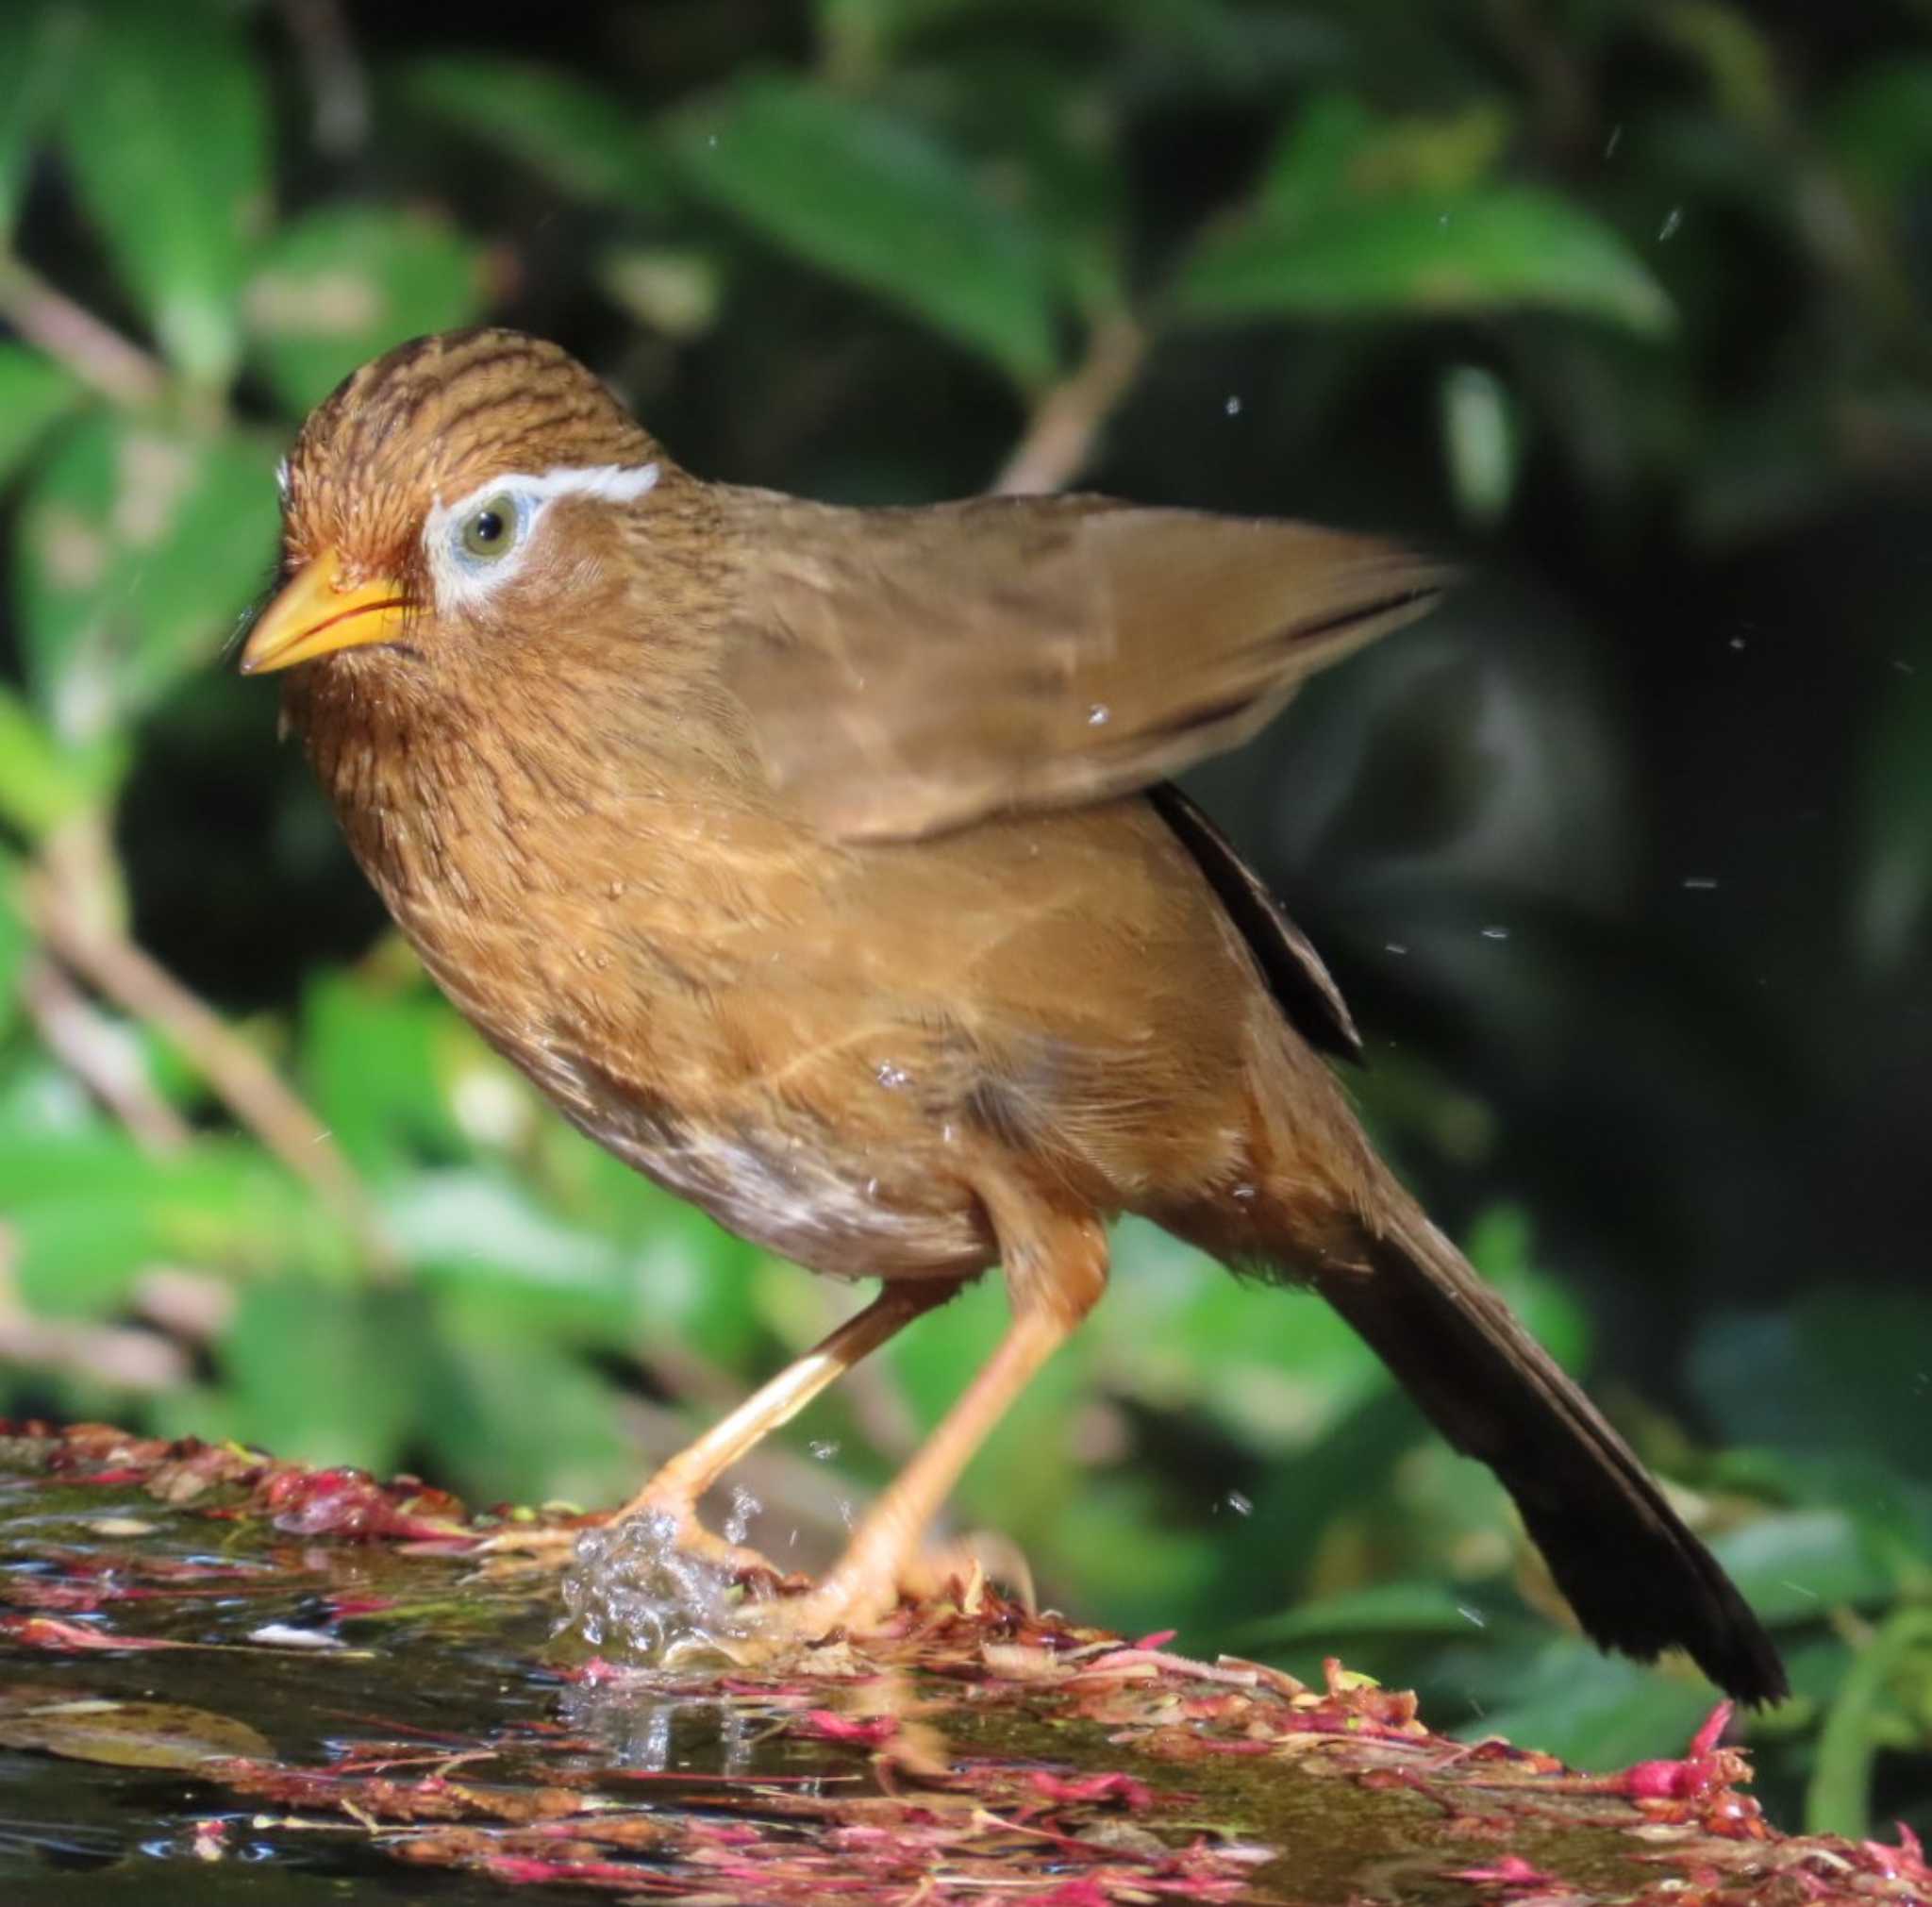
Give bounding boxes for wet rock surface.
[2,1423,1921,1903]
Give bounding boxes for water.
[0,1429,1820,1902]
[560,1509,767,1662]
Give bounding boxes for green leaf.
[1238,1579,1517,1649]
[390,1169,641,1344]
[400,55,673,214]
[1824,60,1932,207]
[0,1,79,243]
[0,686,121,839]
[0,1133,335,1317]
[420,1291,637,1508]
[0,345,84,488]
[1690,1292,1932,1482]
[1177,187,1674,337]
[668,73,1060,387]
[244,206,486,415]
[218,1279,429,1475]
[58,0,270,387]
[1708,1508,1903,1628]
[0,1693,271,1769]
[0,856,25,1044]
[1258,92,1513,222]
[301,971,483,1179]
[14,412,280,744]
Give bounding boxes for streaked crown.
[280,328,663,577]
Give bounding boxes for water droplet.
[1221,1490,1254,1517]
[1729,636,1748,651]
[1087,702,1111,727]
[836,1497,857,1531]
[874,1062,911,1091]
[864,1176,880,1199]
[1457,1604,1488,1629]
[1230,1182,1257,1204]
[1384,942,1409,957]
[723,1486,759,1547]
[1604,124,1624,159]
[808,1439,841,1463]
[1223,394,1243,417]
[1657,206,1683,242]
[1480,926,1510,941]
[1681,876,1719,891]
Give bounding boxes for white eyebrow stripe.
[421,462,661,620]
[441,462,660,522]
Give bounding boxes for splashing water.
[561,1496,768,1662]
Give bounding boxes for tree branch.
[0,256,167,408]
[20,851,394,1272]
[19,955,192,1153]
[992,315,1148,497]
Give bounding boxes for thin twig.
[991,314,1148,497]
[19,955,191,1153]
[20,855,394,1271]
[279,0,371,157]
[0,1250,189,1391]
[0,255,166,408]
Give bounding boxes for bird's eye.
[458,493,519,560]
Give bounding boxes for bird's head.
[242,328,684,690]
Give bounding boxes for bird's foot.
[752,1564,903,1651]
[750,1530,1030,1651]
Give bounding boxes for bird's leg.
[485,1280,958,1565]
[765,1186,1108,1643]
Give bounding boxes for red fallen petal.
[558,1657,626,1685]
[0,1614,187,1651]
[795,1710,899,1746]
[480,1854,642,1884]
[1132,1628,1177,1650]
[1033,1882,1114,1907]
[255,1468,461,1542]
[1607,1702,1740,1801]
[1688,1701,1735,1760]
[1026,1770,1155,1812]
[1451,1855,1556,1885]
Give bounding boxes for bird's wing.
[721,491,1457,843]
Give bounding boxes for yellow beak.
[240,549,412,675]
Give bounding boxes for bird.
[240,326,1785,1703]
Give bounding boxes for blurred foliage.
[0,0,1929,1841]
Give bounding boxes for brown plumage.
[242,327,1785,1702]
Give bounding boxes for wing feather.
[723,491,1456,842]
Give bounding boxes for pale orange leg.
[767,1188,1108,1643]
[485,1280,958,1564]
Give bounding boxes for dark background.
[1,0,1928,1834]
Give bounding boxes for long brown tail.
[1296,1191,1787,1705]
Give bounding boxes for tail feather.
[1302,1196,1787,1706]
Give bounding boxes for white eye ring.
[422,461,659,616]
